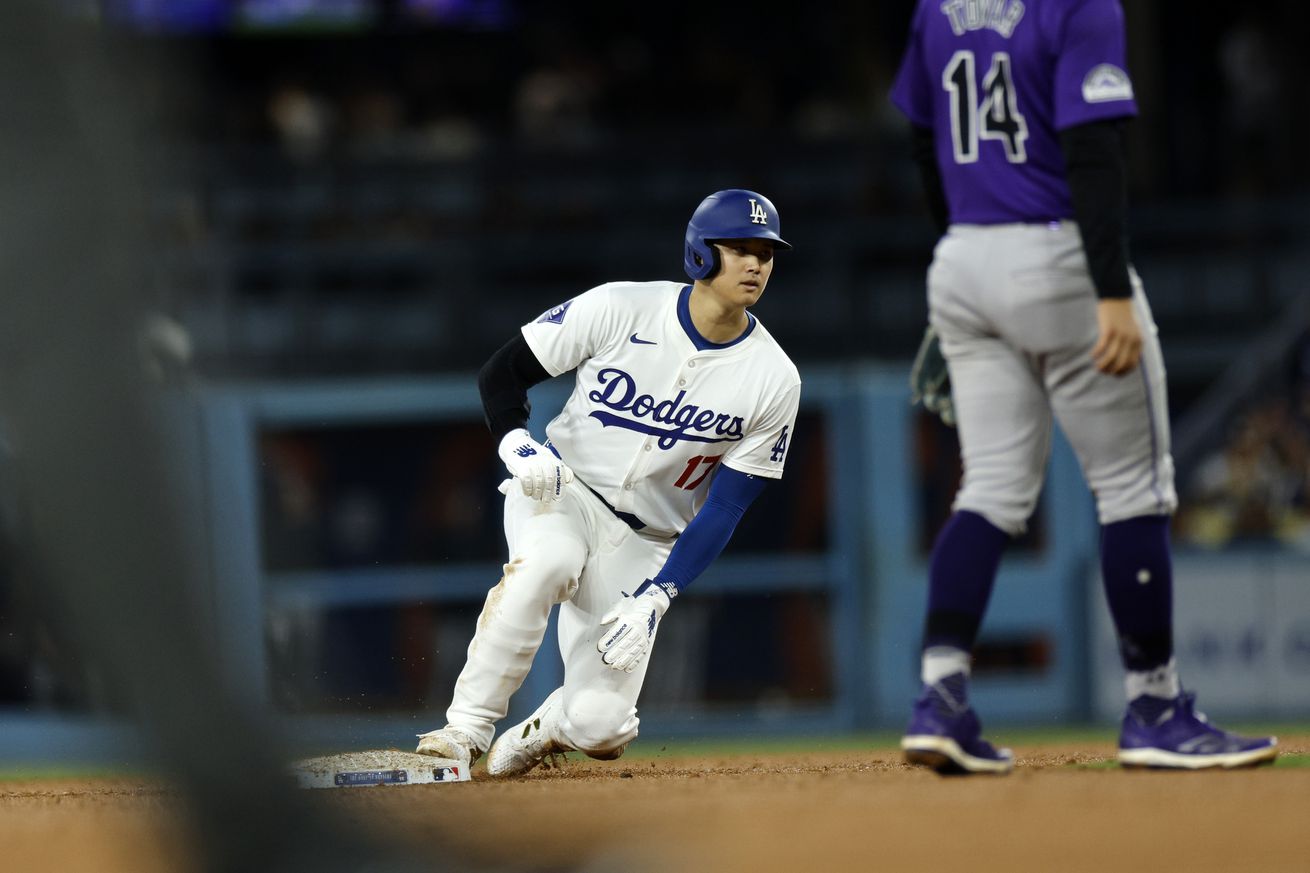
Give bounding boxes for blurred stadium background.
[2,0,1308,767]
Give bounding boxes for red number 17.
[673,454,722,490]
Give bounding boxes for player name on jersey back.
[891,0,1138,225]
[939,0,1025,37]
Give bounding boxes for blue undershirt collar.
[677,285,756,351]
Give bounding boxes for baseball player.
[891,0,1277,773]
[414,189,801,777]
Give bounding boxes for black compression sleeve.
[1060,119,1133,299]
[911,125,950,236]
[477,333,551,440]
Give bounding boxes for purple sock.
[923,510,1010,651]
[1100,515,1174,671]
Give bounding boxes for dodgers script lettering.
[587,368,745,450]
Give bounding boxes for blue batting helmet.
[683,188,792,281]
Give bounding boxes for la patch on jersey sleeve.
[722,382,801,480]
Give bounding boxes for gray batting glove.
[497,428,574,502]
[909,325,956,428]
[597,579,676,673]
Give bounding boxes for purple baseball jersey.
[891,0,1138,224]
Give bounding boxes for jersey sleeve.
[889,3,934,127]
[1053,0,1138,130]
[722,381,800,480]
[519,284,617,378]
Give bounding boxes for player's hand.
[909,325,956,426]
[597,580,675,673]
[1092,298,1143,376]
[497,428,574,502]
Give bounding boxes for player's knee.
[559,688,638,756]
[954,484,1039,537]
[1096,487,1179,526]
[954,462,1045,536]
[1090,456,1179,524]
[504,549,581,603]
[583,742,629,761]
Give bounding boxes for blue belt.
[548,441,678,538]
[584,483,648,532]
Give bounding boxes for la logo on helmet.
[748,199,768,225]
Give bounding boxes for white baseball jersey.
[521,280,801,536]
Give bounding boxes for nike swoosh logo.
[629,334,657,345]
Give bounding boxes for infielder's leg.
[918,334,1052,681]
[959,229,1180,696]
[902,232,1053,773]
[925,240,1055,668]
[441,487,588,753]
[1041,274,1275,767]
[1043,275,1180,697]
[904,330,1049,771]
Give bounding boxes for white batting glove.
[597,580,676,673]
[498,428,574,502]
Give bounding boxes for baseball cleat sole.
[1118,743,1278,770]
[901,735,1014,775]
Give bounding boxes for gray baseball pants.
[928,221,1178,536]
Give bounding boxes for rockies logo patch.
[1082,64,1133,103]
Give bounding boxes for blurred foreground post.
[0,4,445,871]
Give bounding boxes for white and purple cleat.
[901,673,1014,775]
[1118,692,1278,770]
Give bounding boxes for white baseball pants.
[445,481,674,755]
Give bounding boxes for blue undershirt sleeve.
[650,466,767,595]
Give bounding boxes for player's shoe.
[1118,692,1278,769]
[415,725,483,767]
[901,673,1014,775]
[486,688,568,778]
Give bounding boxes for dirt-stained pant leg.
[929,226,1053,536]
[554,490,673,757]
[444,487,589,751]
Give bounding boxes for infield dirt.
[4,736,1309,873]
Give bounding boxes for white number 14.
[943,50,1029,164]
